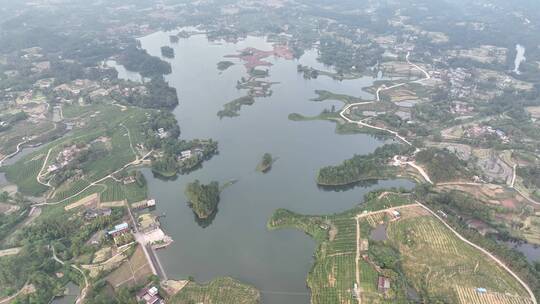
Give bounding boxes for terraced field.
[3,156,48,196]
[169,277,260,304]
[387,207,530,303]
[269,192,534,304]
[454,286,533,304]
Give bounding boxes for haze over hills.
[0,0,539,303]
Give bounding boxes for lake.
[124,31,414,303]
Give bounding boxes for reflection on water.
[369,223,388,241]
[131,31,415,304]
[505,241,540,263]
[105,60,145,83]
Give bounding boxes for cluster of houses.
[177,148,204,162]
[47,144,85,173]
[444,68,475,99]
[84,208,112,220]
[54,79,100,97]
[108,222,130,238]
[451,101,474,116]
[156,128,168,139]
[464,125,509,143]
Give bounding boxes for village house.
[136,286,165,304]
[132,199,157,210]
[108,222,129,237]
[157,128,168,139]
[177,150,192,161]
[377,276,391,294]
[84,208,112,221]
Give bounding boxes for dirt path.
[405,161,433,184]
[0,282,32,304]
[33,149,153,207]
[36,147,53,187]
[354,202,537,304]
[416,201,537,304]
[52,247,88,304]
[354,203,420,302]
[0,140,29,166]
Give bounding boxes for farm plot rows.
[3,156,48,196]
[52,179,91,202]
[309,253,356,304]
[326,217,356,256]
[169,277,260,304]
[387,211,529,301]
[100,179,147,204]
[454,285,533,304]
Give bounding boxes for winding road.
[52,247,89,304]
[344,53,537,304]
[354,203,538,304]
[33,149,153,207]
[339,52,432,181]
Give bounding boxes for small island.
[161,46,175,58]
[217,60,235,71]
[185,180,220,219]
[257,153,274,173]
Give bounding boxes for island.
[185,180,220,219]
[217,60,234,71]
[161,46,175,58]
[256,153,274,173]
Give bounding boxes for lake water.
[128,31,414,303]
[513,44,526,75]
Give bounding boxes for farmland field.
[169,277,260,304]
[106,245,152,289]
[3,156,49,196]
[100,179,147,203]
[269,192,533,304]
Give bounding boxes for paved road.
[126,200,167,280]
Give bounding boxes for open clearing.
[106,245,153,289]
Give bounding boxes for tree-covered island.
[185,180,220,219]
[256,153,274,173]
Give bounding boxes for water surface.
[126,32,414,303]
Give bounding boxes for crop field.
[4,102,151,203]
[269,192,532,304]
[106,245,152,289]
[454,286,533,304]
[326,217,356,256]
[169,277,260,304]
[81,128,135,181]
[309,253,356,304]
[100,179,147,203]
[3,156,49,196]
[387,207,530,302]
[52,179,91,202]
[53,185,105,207]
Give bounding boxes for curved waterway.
[133,32,414,303]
